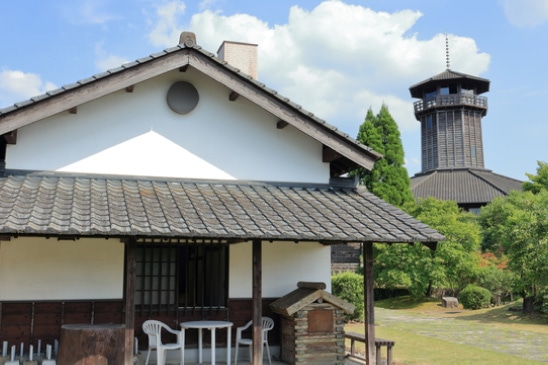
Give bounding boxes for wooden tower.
[409,67,490,173]
[408,36,522,212]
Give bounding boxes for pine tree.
[354,104,414,207]
[355,108,382,190]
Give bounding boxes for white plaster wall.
[6,69,329,183]
[229,241,332,298]
[0,237,124,300]
[0,237,329,301]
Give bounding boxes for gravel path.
[375,307,548,362]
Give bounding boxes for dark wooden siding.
[0,300,123,349]
[1,298,281,353]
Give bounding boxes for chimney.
[217,41,258,79]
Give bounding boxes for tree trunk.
[426,280,433,297]
[523,296,535,313]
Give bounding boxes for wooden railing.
[345,331,395,365]
[414,94,487,113]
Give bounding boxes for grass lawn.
[345,296,548,365]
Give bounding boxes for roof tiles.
[411,168,522,204]
[0,173,443,243]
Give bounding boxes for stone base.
[442,297,459,308]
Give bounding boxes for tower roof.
[411,168,522,207]
[409,69,490,98]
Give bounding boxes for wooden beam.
[276,120,288,129]
[123,239,137,365]
[0,50,191,135]
[229,91,239,101]
[323,146,341,162]
[252,239,263,365]
[3,130,17,144]
[363,242,376,365]
[187,52,380,171]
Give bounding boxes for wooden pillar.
[363,242,375,365]
[252,239,263,364]
[123,239,137,365]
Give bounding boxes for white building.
[0,32,443,364]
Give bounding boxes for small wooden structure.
[270,282,354,365]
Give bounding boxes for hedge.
[460,285,492,310]
[331,272,363,321]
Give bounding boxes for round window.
[166,81,199,114]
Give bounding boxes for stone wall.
[331,243,362,274]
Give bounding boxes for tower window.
[440,85,457,95]
[425,88,437,100]
[426,115,433,129]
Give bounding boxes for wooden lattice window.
[135,242,228,313]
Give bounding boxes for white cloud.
[501,0,548,28]
[0,70,57,107]
[199,0,219,11]
[179,1,490,136]
[62,0,119,25]
[94,43,130,71]
[147,1,187,47]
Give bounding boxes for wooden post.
[252,239,263,364]
[123,239,137,365]
[363,242,375,365]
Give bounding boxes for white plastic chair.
[234,316,274,365]
[142,320,184,365]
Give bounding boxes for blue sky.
[1,0,547,181]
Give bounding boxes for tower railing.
[414,94,488,113]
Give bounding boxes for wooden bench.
[345,332,395,365]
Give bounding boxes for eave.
[0,45,381,174]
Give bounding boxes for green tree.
[354,105,414,207]
[375,198,481,297]
[355,108,382,190]
[522,160,548,193]
[479,190,548,312]
[476,253,515,303]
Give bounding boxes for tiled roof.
[270,283,354,316]
[411,168,523,205]
[0,173,443,243]
[409,69,490,98]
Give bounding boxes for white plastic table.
[180,320,233,365]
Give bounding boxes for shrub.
[459,285,491,310]
[331,272,364,321]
